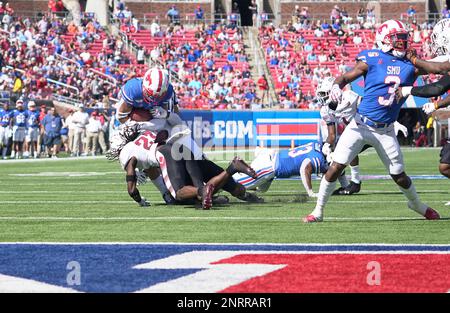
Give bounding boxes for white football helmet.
[316,77,335,107]
[142,67,170,103]
[376,20,410,58]
[430,18,450,57]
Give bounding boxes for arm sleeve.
[411,74,450,98]
[299,158,313,193]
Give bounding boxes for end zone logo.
[0,244,449,293]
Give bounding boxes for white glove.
[330,84,343,103]
[321,142,332,156]
[400,86,413,98]
[307,190,318,198]
[135,168,148,186]
[138,197,150,207]
[422,102,436,115]
[326,152,334,164]
[393,121,408,137]
[150,106,168,119]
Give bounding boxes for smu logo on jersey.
[0,243,449,293]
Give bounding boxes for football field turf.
[0,147,448,244]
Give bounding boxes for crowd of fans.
[0,4,140,108]
[127,20,262,109]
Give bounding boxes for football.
[129,108,153,122]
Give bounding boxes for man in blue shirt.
[166,5,180,25]
[11,99,29,159]
[0,102,13,159]
[41,107,62,158]
[194,6,204,23]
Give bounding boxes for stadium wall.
[279,1,427,23]
[123,0,214,20]
[9,0,48,14]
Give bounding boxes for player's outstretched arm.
[125,157,150,206]
[299,159,316,197]
[410,56,450,75]
[399,74,450,99]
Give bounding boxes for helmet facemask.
[387,31,410,58]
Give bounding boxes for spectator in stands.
[249,0,258,27]
[442,5,449,18]
[137,45,145,64]
[407,5,416,18]
[41,107,62,158]
[330,5,340,24]
[314,26,324,38]
[150,19,161,37]
[366,7,376,26]
[166,5,180,25]
[413,121,427,147]
[353,32,362,46]
[257,74,269,103]
[356,6,365,24]
[194,6,204,24]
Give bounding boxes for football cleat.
[332,186,347,195]
[238,192,264,203]
[343,181,361,195]
[212,195,230,205]
[202,184,215,210]
[302,215,323,223]
[424,208,440,220]
[163,191,177,205]
[227,156,257,178]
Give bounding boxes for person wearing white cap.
[11,99,29,159]
[24,101,40,158]
[71,104,89,157]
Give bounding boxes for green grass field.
[0,148,448,244]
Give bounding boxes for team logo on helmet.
[142,68,169,103]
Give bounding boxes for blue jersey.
[12,110,29,127]
[119,78,176,111]
[27,110,40,128]
[356,49,416,123]
[0,109,12,127]
[274,142,328,178]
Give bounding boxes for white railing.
[47,79,80,95]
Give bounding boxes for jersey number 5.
[378,76,401,106]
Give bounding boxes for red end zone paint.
[215,254,450,293]
[257,124,318,135]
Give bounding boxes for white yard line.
[0,216,444,222]
[0,200,446,204]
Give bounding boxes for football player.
[108,125,261,209]
[115,67,203,203]
[24,101,40,159]
[232,142,328,198]
[0,102,13,159]
[396,18,450,178]
[317,77,409,194]
[11,99,29,159]
[303,20,440,223]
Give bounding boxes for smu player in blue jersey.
[233,142,328,198]
[0,102,13,159]
[11,99,29,159]
[25,101,40,158]
[114,67,202,205]
[303,20,440,223]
